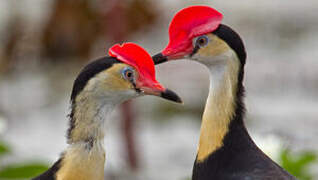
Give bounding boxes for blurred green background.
[0,0,317,179]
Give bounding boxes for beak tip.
[174,96,183,104]
[152,53,168,65]
[161,89,183,104]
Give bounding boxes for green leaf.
[0,141,10,158]
[280,149,317,180]
[0,163,49,179]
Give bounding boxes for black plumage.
[32,158,62,180]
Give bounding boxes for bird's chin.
[184,55,203,64]
[108,90,140,104]
[189,54,222,66]
[128,90,141,99]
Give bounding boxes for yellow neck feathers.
[56,94,115,180]
[56,141,105,180]
[68,97,109,144]
[196,52,240,162]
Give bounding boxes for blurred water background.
[0,0,317,179]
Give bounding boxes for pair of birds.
[33,6,296,180]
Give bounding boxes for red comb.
[108,43,163,90]
[162,6,223,57]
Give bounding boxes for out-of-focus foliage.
[40,0,157,60]
[0,142,10,158]
[280,149,317,180]
[126,0,157,33]
[41,0,99,59]
[0,163,49,179]
[1,0,158,72]
[0,141,49,179]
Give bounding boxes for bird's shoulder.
[194,145,296,180]
[222,150,297,180]
[32,158,62,180]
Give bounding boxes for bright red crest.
[108,42,163,90]
[162,6,223,58]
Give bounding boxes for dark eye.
[122,68,134,82]
[195,35,209,47]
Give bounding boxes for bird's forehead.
[104,63,134,74]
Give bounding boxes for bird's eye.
[195,35,209,48]
[122,68,135,82]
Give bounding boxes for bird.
[32,42,182,180]
[152,6,296,180]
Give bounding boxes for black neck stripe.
[212,24,247,65]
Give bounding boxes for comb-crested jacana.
[32,43,182,180]
[153,6,296,180]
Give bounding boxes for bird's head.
[153,6,246,67]
[70,43,182,106]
